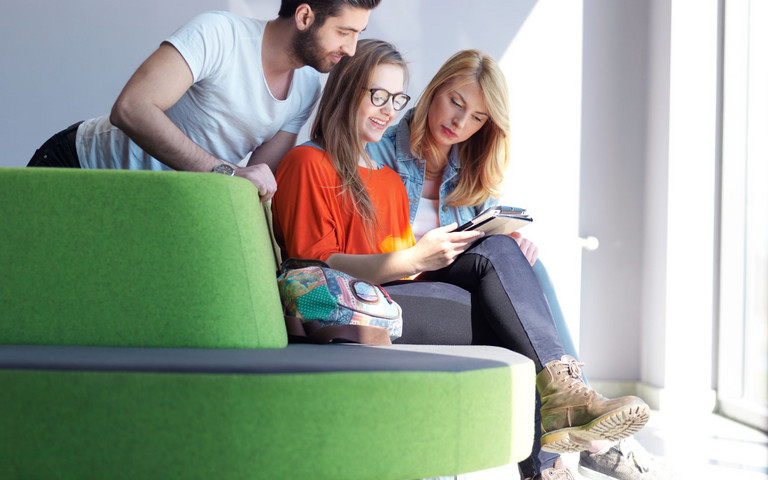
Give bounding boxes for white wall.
[499,1,585,353]
[642,0,719,414]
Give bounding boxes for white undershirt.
[412,197,440,241]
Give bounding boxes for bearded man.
[27,0,380,201]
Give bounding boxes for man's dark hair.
[278,0,381,26]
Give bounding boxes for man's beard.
[291,26,337,73]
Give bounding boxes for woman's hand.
[326,224,483,284]
[509,231,538,266]
[411,223,485,272]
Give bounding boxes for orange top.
[272,144,416,262]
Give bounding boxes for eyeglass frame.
[367,88,411,111]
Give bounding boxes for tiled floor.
[458,411,768,479]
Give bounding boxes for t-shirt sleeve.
[165,11,235,83]
[272,146,345,262]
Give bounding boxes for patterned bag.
[276,259,403,345]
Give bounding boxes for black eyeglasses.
[368,88,411,111]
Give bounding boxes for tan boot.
[537,355,650,453]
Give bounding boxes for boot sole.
[540,403,650,453]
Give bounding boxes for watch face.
[213,164,235,176]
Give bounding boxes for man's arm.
[109,42,230,173]
[234,130,299,202]
[247,130,298,172]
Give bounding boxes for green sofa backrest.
[0,168,287,349]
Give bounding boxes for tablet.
[455,206,532,235]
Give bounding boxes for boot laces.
[565,356,584,378]
[532,463,575,480]
[557,356,589,395]
[542,467,575,480]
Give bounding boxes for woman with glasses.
[271,39,649,480]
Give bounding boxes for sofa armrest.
[0,168,286,349]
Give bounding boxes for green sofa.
[0,167,535,480]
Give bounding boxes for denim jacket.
[366,109,498,227]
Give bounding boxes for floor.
[454,411,768,479]
[565,410,768,479]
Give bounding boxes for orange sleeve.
[272,146,347,262]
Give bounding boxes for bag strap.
[284,316,392,346]
[262,206,330,276]
[262,201,283,275]
[279,258,330,274]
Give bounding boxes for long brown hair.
[311,39,408,237]
[410,50,511,207]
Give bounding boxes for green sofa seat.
[0,343,534,480]
[0,167,535,479]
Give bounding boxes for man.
[27,0,380,201]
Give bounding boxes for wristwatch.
[212,164,235,176]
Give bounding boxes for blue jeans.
[385,235,567,473]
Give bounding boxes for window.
[718,0,768,431]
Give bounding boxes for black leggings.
[386,234,566,372]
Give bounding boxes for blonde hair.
[311,39,408,241]
[410,50,511,207]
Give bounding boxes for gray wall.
[581,0,721,411]
[579,1,649,380]
[0,0,230,167]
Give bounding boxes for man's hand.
[509,231,539,266]
[235,163,277,202]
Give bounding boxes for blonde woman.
[365,49,542,262]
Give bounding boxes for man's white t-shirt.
[77,11,322,171]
